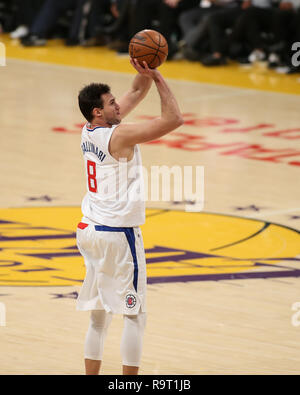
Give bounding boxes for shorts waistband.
[77,222,134,232]
[95,225,134,232]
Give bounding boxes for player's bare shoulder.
[109,123,136,160]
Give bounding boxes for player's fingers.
[130,57,138,69]
[135,59,150,74]
[143,61,156,74]
[132,58,143,71]
[135,59,144,69]
[142,61,150,71]
[131,59,144,74]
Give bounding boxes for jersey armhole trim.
[107,124,136,165]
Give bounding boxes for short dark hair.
[78,83,111,122]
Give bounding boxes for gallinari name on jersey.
[81,141,106,162]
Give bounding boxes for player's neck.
[88,119,109,128]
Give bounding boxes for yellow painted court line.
[2,34,300,95]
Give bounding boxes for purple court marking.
[1,216,300,284]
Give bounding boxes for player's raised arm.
[110,60,183,155]
[118,58,153,119]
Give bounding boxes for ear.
[92,107,102,118]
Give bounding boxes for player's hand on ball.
[130,58,159,79]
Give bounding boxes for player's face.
[101,93,121,125]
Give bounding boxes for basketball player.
[76,58,183,375]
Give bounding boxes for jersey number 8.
[87,160,97,193]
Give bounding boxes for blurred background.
[1,0,300,73]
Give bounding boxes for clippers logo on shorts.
[0,207,299,286]
[126,294,137,309]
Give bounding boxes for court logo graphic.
[0,207,299,287]
[0,42,6,67]
[292,42,300,67]
[126,294,137,309]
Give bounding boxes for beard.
[106,113,121,126]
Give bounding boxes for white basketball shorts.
[76,222,147,315]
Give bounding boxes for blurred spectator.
[104,0,132,53]
[20,0,112,47]
[10,0,44,39]
[1,0,298,74]
[177,0,241,63]
[127,0,160,38]
[229,0,278,64]
[106,0,159,54]
[20,0,81,46]
[77,0,114,46]
[179,0,225,54]
[0,0,14,33]
[267,0,300,72]
[127,0,199,59]
[157,0,200,57]
[200,0,243,66]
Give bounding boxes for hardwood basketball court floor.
[0,35,300,375]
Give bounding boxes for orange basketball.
[129,29,168,69]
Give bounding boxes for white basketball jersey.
[80,123,145,227]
